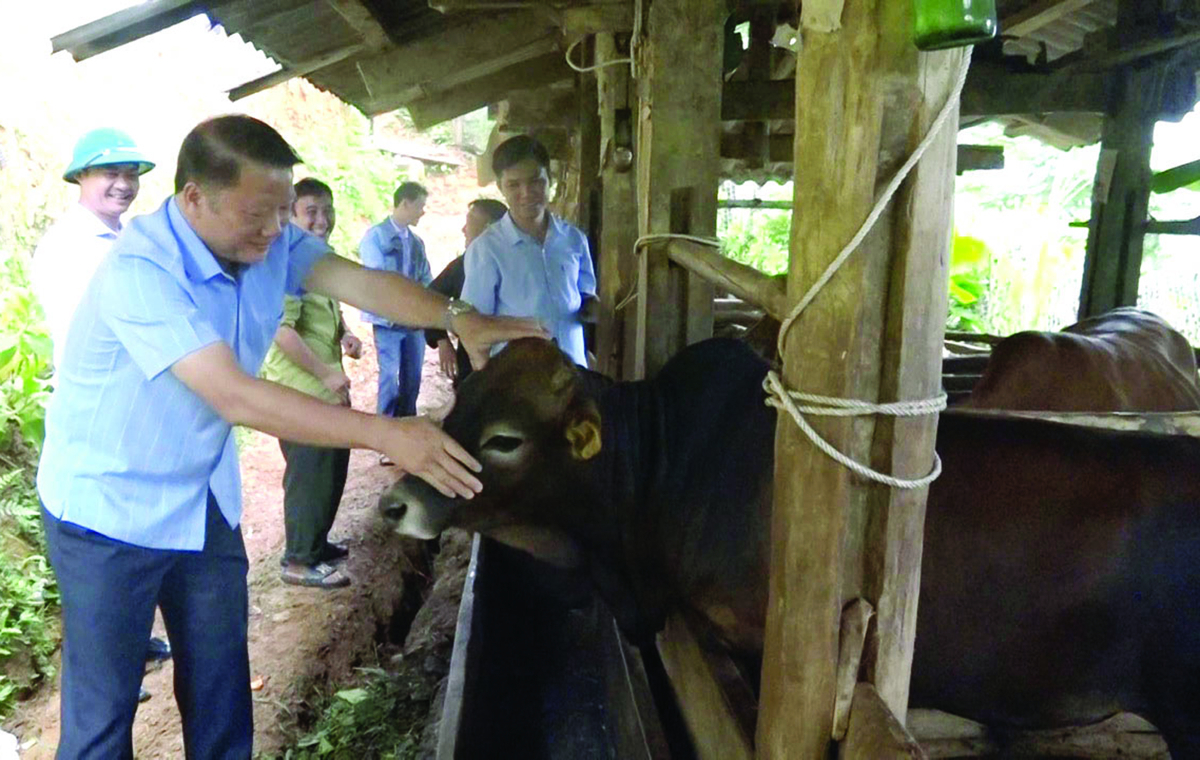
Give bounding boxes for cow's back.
[913,411,1200,740]
[961,308,1200,412]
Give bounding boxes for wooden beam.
[325,0,389,48]
[719,61,1110,123]
[228,43,367,101]
[353,12,559,114]
[50,0,204,62]
[656,614,754,760]
[960,62,1109,118]
[406,53,572,130]
[503,89,579,130]
[722,80,796,121]
[633,0,723,379]
[838,684,925,759]
[1146,215,1200,235]
[956,144,1004,173]
[757,4,956,759]
[595,33,638,379]
[1001,0,1097,37]
[561,4,634,36]
[665,239,789,320]
[720,139,1002,174]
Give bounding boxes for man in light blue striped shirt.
[37,115,544,759]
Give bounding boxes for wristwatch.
[444,297,476,333]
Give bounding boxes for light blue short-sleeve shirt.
[37,197,329,550]
[460,213,595,366]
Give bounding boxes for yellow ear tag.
[566,417,602,461]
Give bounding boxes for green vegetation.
[718,118,1200,343]
[0,220,58,717]
[263,665,433,760]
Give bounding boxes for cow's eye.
[481,434,525,454]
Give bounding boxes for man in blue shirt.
[461,136,597,367]
[359,182,432,466]
[37,115,542,759]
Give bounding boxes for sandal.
[281,562,351,589]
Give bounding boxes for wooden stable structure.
[54,1,1200,757]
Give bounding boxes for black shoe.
[146,636,172,662]
[138,687,152,703]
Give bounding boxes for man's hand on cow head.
[453,312,548,370]
[375,416,483,499]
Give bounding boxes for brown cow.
[382,338,1200,756]
[962,307,1200,411]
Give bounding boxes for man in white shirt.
[32,127,155,368]
[30,127,169,700]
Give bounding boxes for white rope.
[764,48,973,490]
[566,38,634,74]
[614,233,722,311]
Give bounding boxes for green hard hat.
[63,127,155,183]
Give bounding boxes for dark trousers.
[279,440,350,566]
[43,495,251,760]
[373,324,425,417]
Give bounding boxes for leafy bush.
[719,208,791,275]
[267,666,432,760]
[0,466,60,718]
[0,252,52,452]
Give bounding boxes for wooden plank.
[561,4,635,36]
[353,12,559,114]
[325,0,390,48]
[656,614,754,760]
[756,3,956,757]
[436,534,485,760]
[1145,214,1200,235]
[601,616,672,759]
[633,0,723,379]
[832,600,874,741]
[595,32,639,379]
[665,239,789,320]
[1001,0,1098,37]
[51,0,204,61]
[406,53,572,130]
[721,137,1003,174]
[838,684,926,760]
[863,43,960,719]
[960,62,1109,118]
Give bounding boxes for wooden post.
[756,2,957,757]
[1078,0,1170,318]
[1077,64,1160,317]
[595,33,639,379]
[632,0,722,380]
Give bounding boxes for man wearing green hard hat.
[33,127,155,369]
[31,126,171,704]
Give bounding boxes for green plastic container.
[913,0,998,50]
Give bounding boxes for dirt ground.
[6,322,460,759]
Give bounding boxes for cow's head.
[379,338,603,566]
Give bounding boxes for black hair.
[174,115,303,194]
[492,135,550,178]
[393,181,428,207]
[293,177,333,202]
[469,198,508,223]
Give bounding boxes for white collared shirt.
[31,204,120,368]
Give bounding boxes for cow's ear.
[565,400,602,461]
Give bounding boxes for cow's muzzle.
[377,480,448,540]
